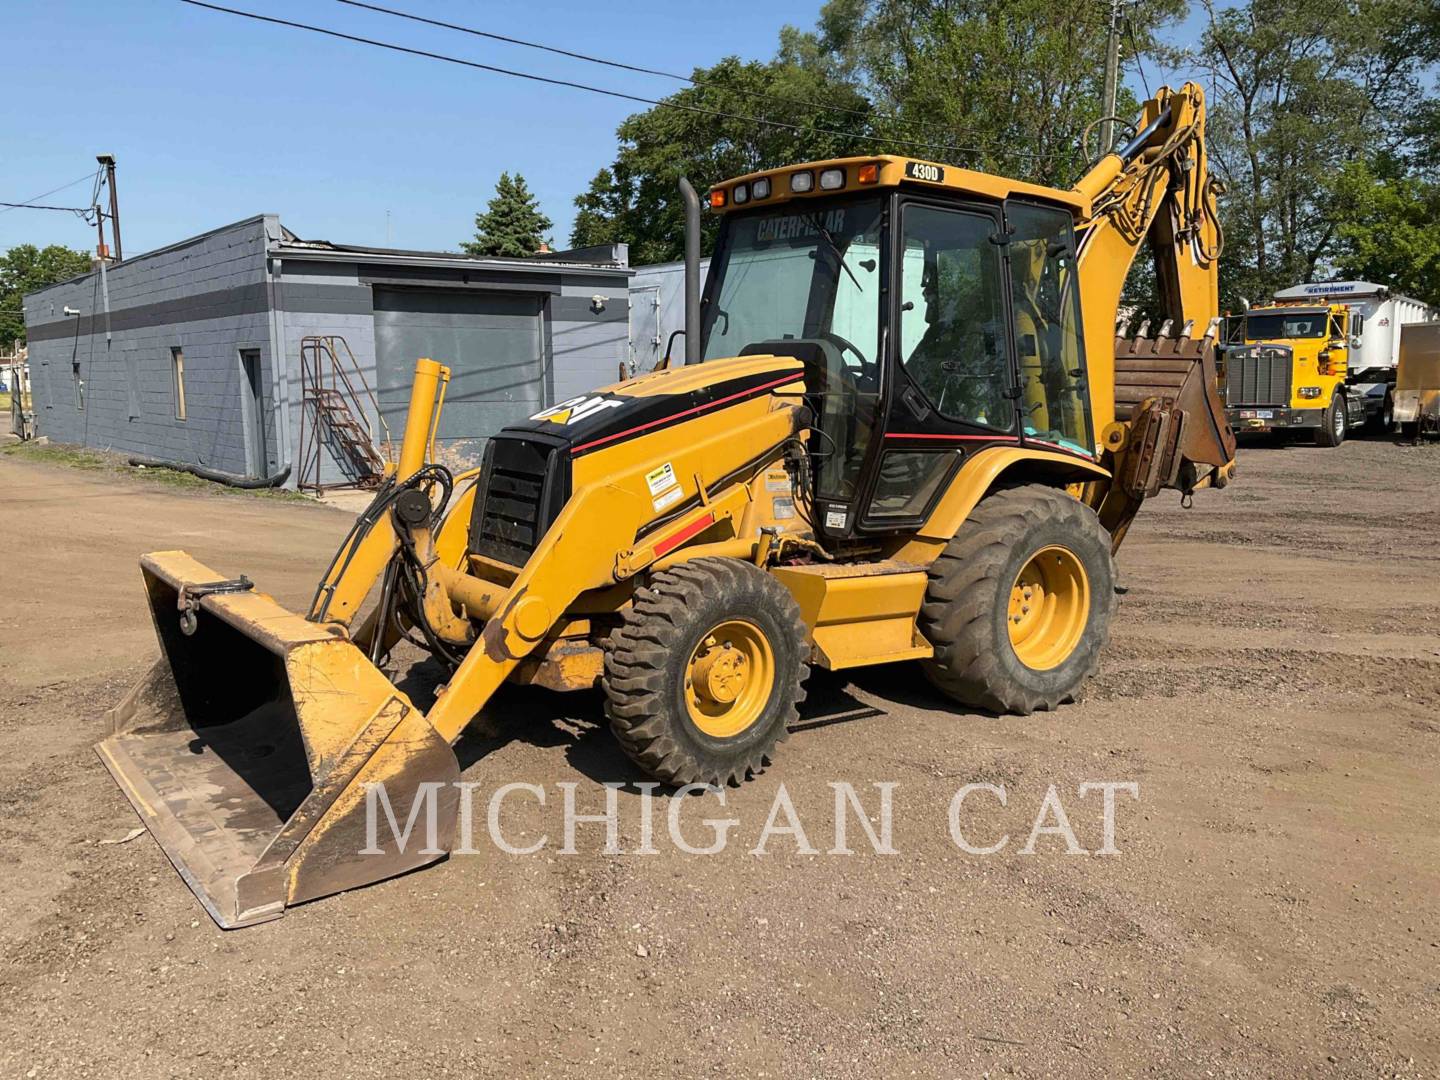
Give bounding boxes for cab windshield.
[698,197,884,366]
[699,197,886,502]
[1245,312,1327,340]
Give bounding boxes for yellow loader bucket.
[98,552,460,928]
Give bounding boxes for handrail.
[298,335,393,491]
[323,336,392,458]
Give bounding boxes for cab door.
[1003,202,1095,459]
[856,198,1019,530]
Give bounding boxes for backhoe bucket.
[97,552,460,928]
[1113,335,1237,498]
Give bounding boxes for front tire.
[604,558,807,786]
[920,485,1116,714]
[1316,393,1347,447]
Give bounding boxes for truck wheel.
[1378,391,1394,432]
[1316,393,1347,447]
[920,484,1116,714]
[604,558,807,787]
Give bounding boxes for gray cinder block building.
[22,215,630,486]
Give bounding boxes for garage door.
[373,288,544,465]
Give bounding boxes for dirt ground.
[0,435,1437,1079]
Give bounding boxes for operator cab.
[696,158,1095,544]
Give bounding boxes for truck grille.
[469,435,568,567]
[1224,346,1292,407]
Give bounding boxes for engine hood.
[499,353,804,457]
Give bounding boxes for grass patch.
[0,392,11,411]
[2,441,110,471]
[1,441,313,502]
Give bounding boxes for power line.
[337,0,693,84]
[0,170,99,216]
[334,0,979,148]
[1126,18,1153,98]
[179,0,1034,161]
[0,201,94,213]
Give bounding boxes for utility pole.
[97,154,121,262]
[94,204,109,262]
[1099,0,1125,155]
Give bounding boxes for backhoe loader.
[100,83,1236,927]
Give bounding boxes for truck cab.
[1221,301,1365,445]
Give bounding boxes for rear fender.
[888,447,1111,564]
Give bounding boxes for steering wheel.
[816,330,872,389]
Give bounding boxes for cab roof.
[708,155,1086,215]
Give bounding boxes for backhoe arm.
[1070,83,1235,545]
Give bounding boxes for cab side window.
[1006,203,1094,454]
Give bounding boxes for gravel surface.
[0,435,1437,1078]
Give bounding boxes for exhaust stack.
[680,176,701,364]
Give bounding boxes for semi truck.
[1220,281,1439,445]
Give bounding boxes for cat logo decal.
[530,395,625,426]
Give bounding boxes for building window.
[171,347,187,420]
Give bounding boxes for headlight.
[790,170,814,193]
[732,183,749,205]
[1298,386,1322,399]
[819,167,845,190]
[751,176,771,200]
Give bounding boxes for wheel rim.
[685,619,775,738]
[1334,403,1345,437]
[1007,545,1090,671]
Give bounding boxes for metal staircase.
[298,336,392,492]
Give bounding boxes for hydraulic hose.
[128,456,292,489]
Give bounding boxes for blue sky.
[3,0,1205,260]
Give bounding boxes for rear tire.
[920,484,1116,714]
[604,558,807,787]
[1316,393,1347,447]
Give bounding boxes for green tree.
[570,56,874,263]
[780,0,1186,186]
[1329,87,1440,306]
[1331,158,1440,307]
[0,243,93,344]
[572,4,1185,266]
[1196,0,1437,308]
[462,172,553,258]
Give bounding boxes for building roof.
[273,233,631,276]
[24,215,631,307]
